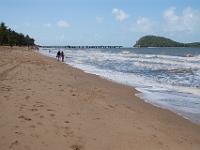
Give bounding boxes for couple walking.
[56,50,65,62]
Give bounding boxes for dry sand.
[0,46,200,150]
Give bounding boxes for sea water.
[39,47,200,124]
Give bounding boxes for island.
[134,35,200,47]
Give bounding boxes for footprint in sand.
[37,122,43,126]
[18,115,32,121]
[25,95,30,100]
[30,133,40,138]
[136,127,142,130]
[29,125,36,128]
[15,131,24,135]
[15,125,19,129]
[9,140,19,149]
[180,137,187,141]
[62,126,74,137]
[37,104,44,108]
[46,109,54,112]
[158,141,164,146]
[108,104,115,109]
[39,115,44,118]
[23,145,31,150]
[70,144,83,150]
[152,134,157,138]
[4,95,9,100]
[50,113,55,117]
[33,103,44,108]
[30,108,38,112]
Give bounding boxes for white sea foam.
[39,47,200,124]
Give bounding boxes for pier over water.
[40,45,123,49]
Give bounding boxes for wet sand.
[0,46,200,150]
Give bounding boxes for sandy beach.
[0,46,200,150]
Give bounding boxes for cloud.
[129,7,200,36]
[112,8,129,22]
[131,17,155,33]
[96,16,104,23]
[57,20,70,28]
[163,7,200,33]
[44,23,52,27]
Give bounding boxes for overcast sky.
[1,0,200,46]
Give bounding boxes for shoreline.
[39,48,200,125]
[0,46,200,150]
[57,64,199,125]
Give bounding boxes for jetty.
[40,45,123,49]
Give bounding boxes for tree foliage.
[0,22,35,47]
[134,35,200,47]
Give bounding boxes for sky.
[0,0,200,46]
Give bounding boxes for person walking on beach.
[61,51,64,62]
[56,51,61,61]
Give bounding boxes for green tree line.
[134,35,200,47]
[0,22,35,47]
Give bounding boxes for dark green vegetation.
[134,35,200,47]
[0,22,35,47]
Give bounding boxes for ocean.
[39,47,200,124]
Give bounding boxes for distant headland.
[134,35,200,48]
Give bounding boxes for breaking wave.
[39,47,200,124]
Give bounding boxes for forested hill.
[134,35,200,47]
[0,22,35,47]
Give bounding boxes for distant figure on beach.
[61,51,64,62]
[56,51,61,61]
